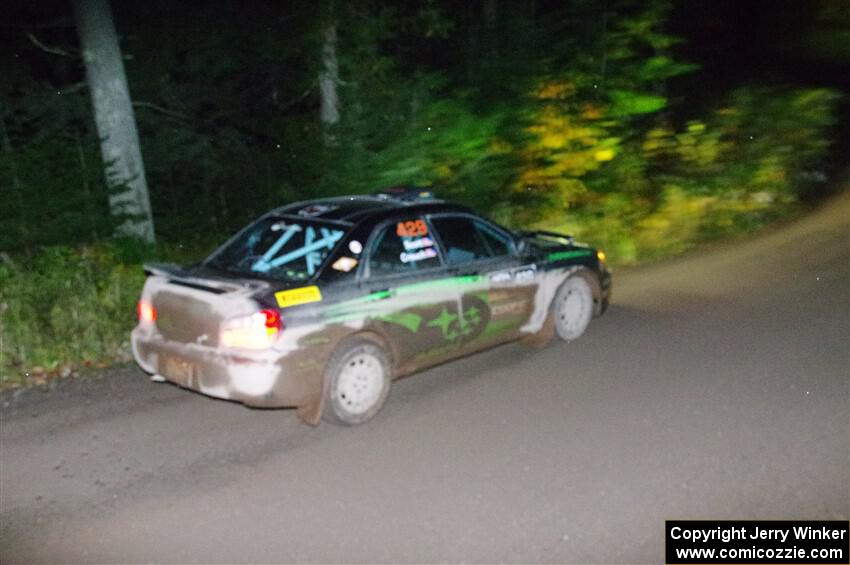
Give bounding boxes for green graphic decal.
[482,316,522,339]
[364,290,392,301]
[548,249,593,262]
[458,305,481,335]
[428,304,484,342]
[322,290,393,323]
[376,311,422,332]
[323,274,484,325]
[428,308,457,339]
[395,274,480,296]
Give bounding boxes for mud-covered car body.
[131,195,611,424]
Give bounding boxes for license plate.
[162,355,194,383]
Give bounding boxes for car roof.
[271,195,473,226]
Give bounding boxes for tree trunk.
[319,21,340,145]
[73,0,155,243]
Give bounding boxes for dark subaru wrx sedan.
[132,190,612,425]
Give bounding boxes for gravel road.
[2,192,847,563]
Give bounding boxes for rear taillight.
[262,309,281,332]
[137,300,157,324]
[220,309,282,349]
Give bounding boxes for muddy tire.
[553,274,596,342]
[322,338,392,425]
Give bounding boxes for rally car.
[131,190,612,425]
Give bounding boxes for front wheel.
[323,339,392,425]
[553,274,595,342]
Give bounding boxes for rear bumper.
[131,326,317,408]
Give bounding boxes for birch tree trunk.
[319,21,340,145]
[73,0,155,242]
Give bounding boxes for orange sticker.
[396,219,428,238]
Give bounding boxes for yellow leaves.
[536,80,575,100]
[639,215,671,232]
[634,185,717,257]
[647,121,722,168]
[524,113,605,157]
[488,138,512,154]
[515,170,586,200]
[511,77,627,223]
[547,152,593,175]
[642,138,661,152]
[515,93,621,210]
[687,121,706,133]
[647,127,670,138]
[594,149,615,161]
[581,103,603,120]
[516,169,544,188]
[642,127,671,153]
[541,133,568,149]
[434,164,454,179]
[754,157,787,185]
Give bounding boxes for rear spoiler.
[518,230,575,246]
[143,263,270,294]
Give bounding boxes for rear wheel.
[323,339,392,425]
[553,274,595,341]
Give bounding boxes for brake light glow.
[220,309,282,349]
[262,309,281,332]
[137,300,157,323]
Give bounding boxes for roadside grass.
[0,240,208,390]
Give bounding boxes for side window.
[319,247,361,284]
[475,221,511,257]
[431,216,511,265]
[368,218,441,277]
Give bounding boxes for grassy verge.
[0,240,209,389]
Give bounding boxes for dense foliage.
[0,0,844,385]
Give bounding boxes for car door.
[428,214,540,355]
[359,215,465,373]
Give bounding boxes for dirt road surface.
[2,193,847,563]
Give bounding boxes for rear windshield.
[205,216,348,282]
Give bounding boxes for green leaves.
[635,56,698,82]
[607,90,667,117]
